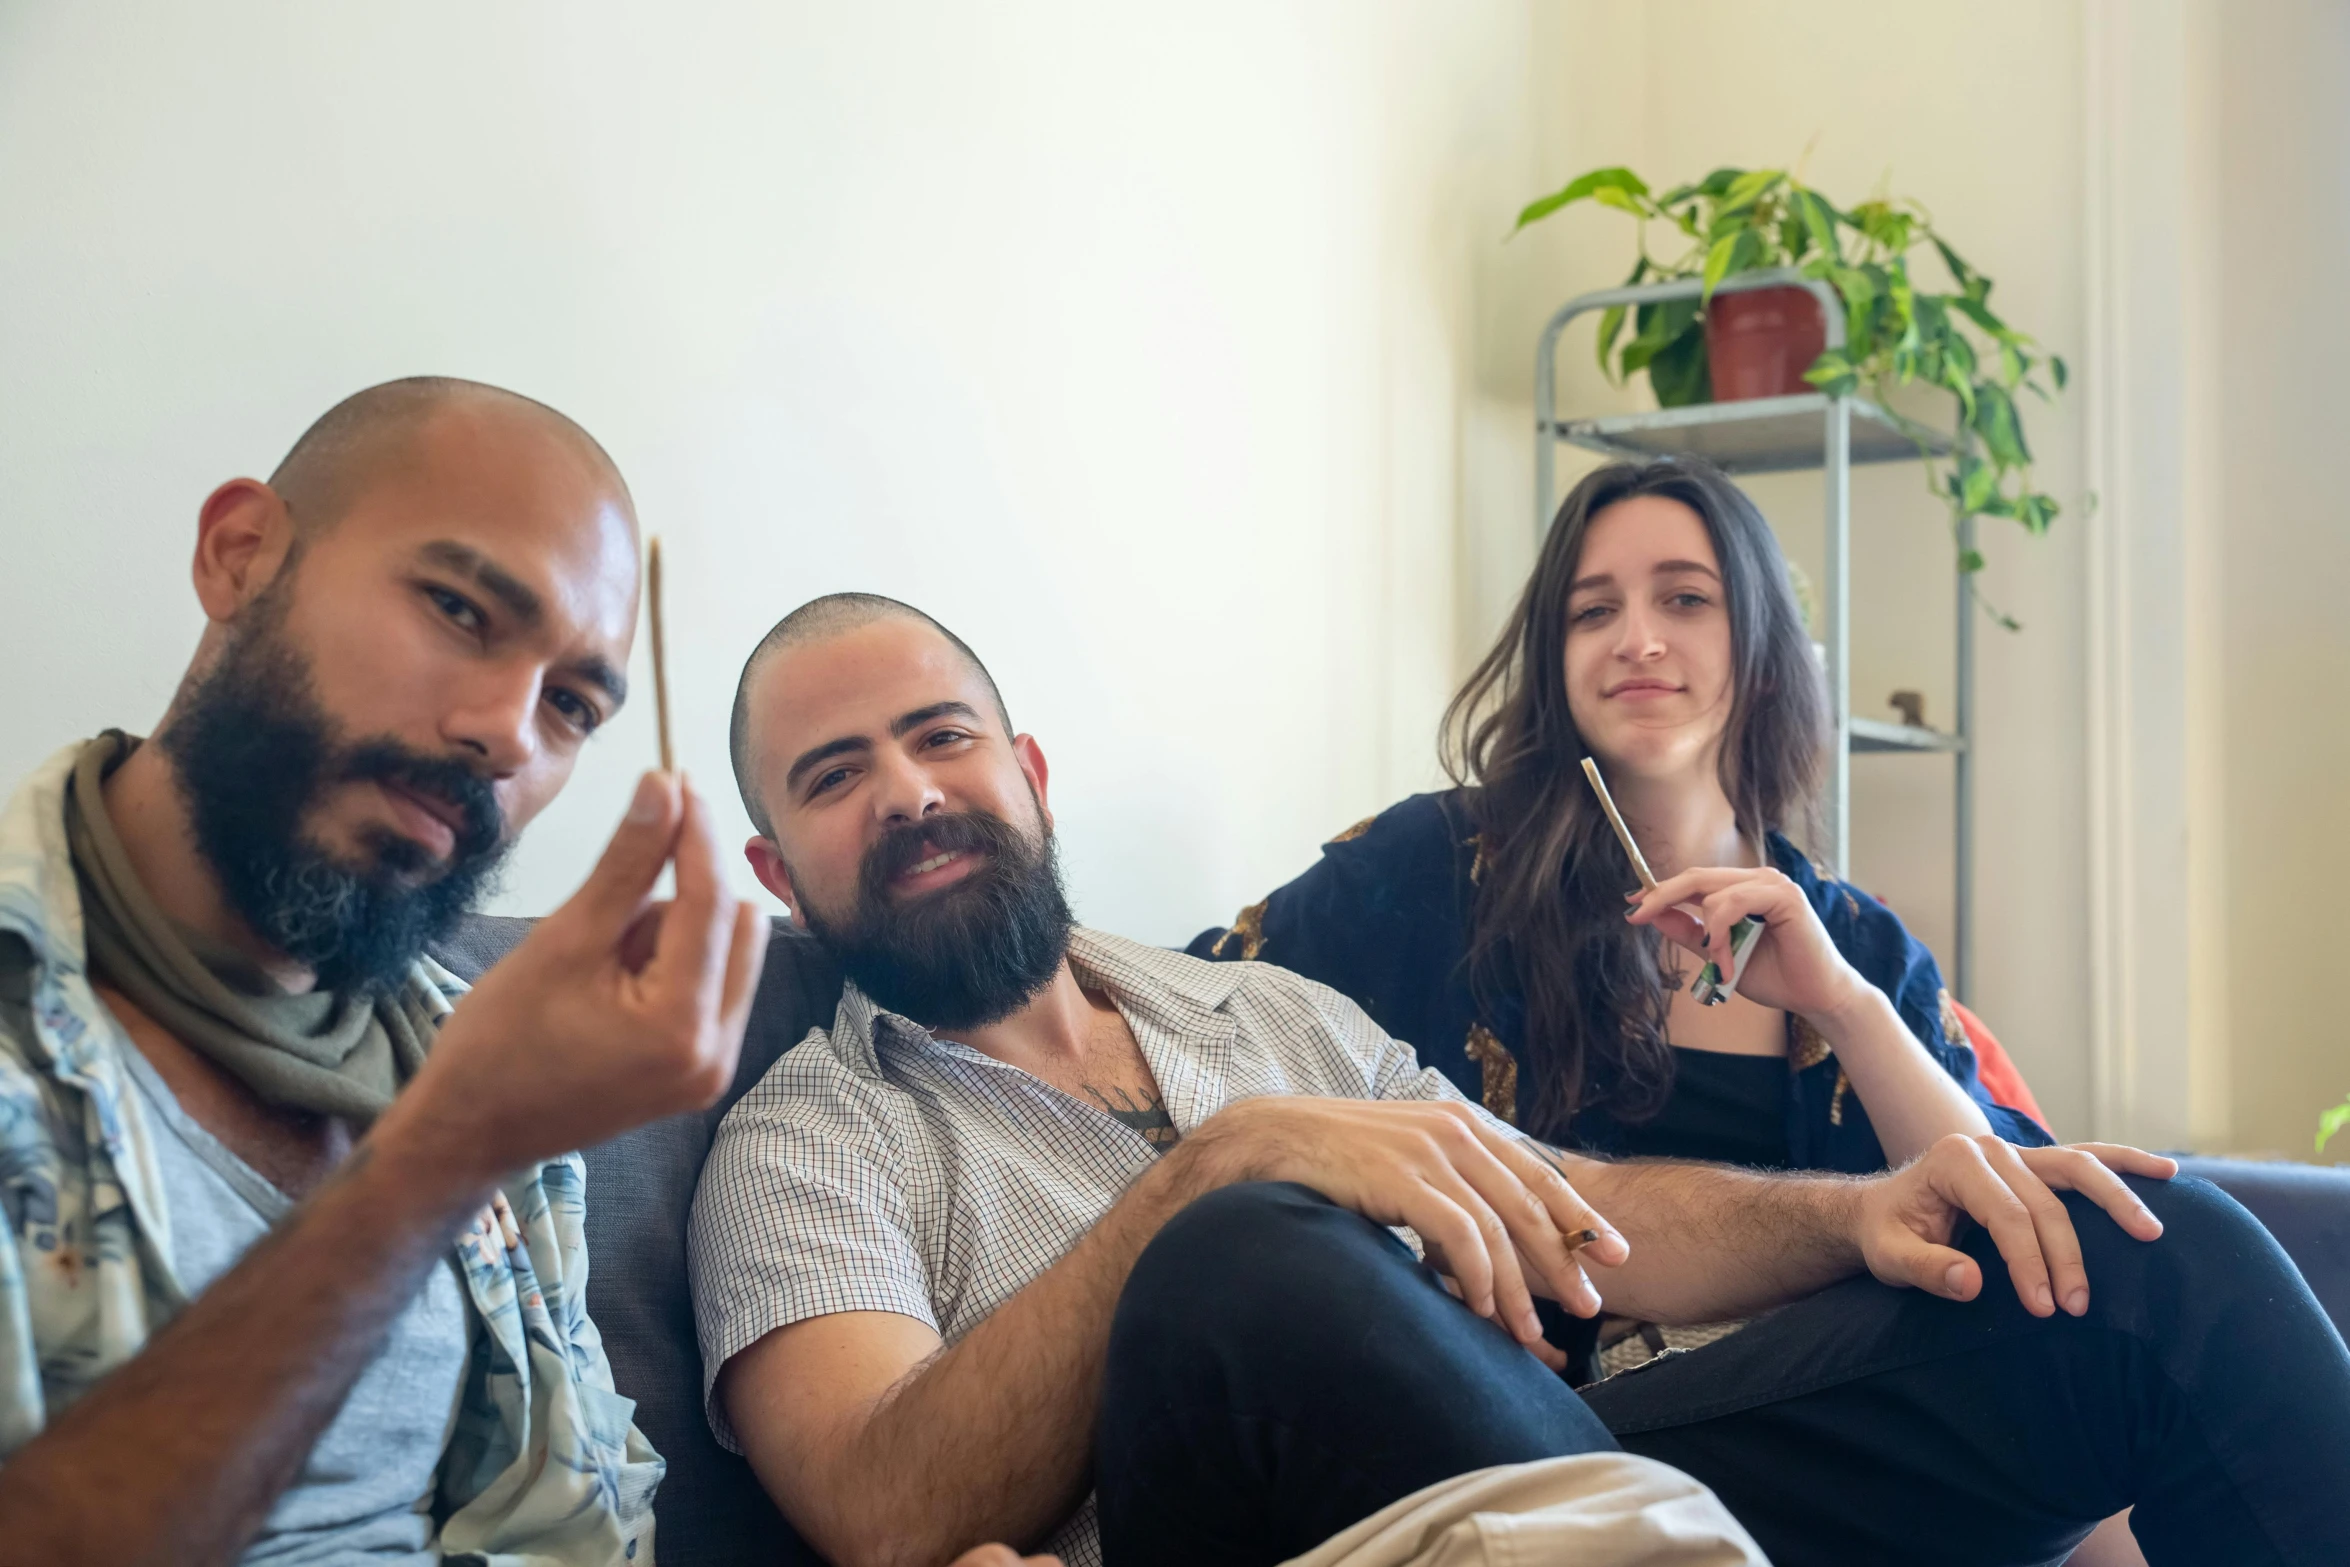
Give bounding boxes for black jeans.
[1094,1179,2350,1567]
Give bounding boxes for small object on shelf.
[1889,690,1927,728]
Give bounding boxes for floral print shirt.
[0,743,661,1565]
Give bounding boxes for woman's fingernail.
[628,771,665,823]
[2065,1287,2088,1316]
[1944,1263,1966,1295]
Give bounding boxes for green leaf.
[1958,457,1999,514]
[1593,186,1648,217]
[1958,547,1988,574]
[1721,168,1786,213]
[1802,350,1860,397]
[1971,381,2031,467]
[2319,1096,2350,1153]
[1942,331,1977,380]
[2051,354,2070,390]
[1702,229,1761,300]
[2016,493,2060,534]
[1596,305,1628,381]
[1795,189,1841,262]
[1932,236,1978,292]
[1597,253,1651,382]
[1514,166,1651,232]
[1647,318,1712,406]
[1940,360,1978,425]
[1850,199,1915,256]
[1951,294,2007,337]
[1998,341,2028,387]
[1621,296,1701,377]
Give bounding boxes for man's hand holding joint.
[1194,1097,1631,1367]
[371,770,769,1199]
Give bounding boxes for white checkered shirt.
[687,926,1476,1567]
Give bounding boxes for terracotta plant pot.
[1704,285,1827,401]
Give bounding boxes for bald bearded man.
[0,379,771,1565]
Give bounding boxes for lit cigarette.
[648,536,674,775]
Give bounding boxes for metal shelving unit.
[1535,268,1975,997]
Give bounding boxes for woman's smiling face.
[1561,493,1737,783]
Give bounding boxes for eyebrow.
[421,540,543,622]
[1568,559,1722,593]
[784,700,985,791]
[417,539,628,707]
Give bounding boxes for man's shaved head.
[731,593,1011,835]
[269,376,631,535]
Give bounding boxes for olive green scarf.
[65,733,435,1122]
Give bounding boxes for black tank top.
[1608,1046,1791,1169]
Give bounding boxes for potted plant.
[1513,166,2069,615]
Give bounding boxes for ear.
[192,479,297,625]
[742,835,806,927]
[1013,733,1052,831]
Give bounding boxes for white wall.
[2212,0,2350,1160]
[0,1,1553,948]
[19,3,2317,1153]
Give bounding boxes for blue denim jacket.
[0,743,661,1564]
[1188,788,2052,1173]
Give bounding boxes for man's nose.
[868,747,946,826]
[441,666,539,777]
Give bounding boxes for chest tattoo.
[1084,1084,1179,1150]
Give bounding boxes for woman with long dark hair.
[1190,456,2049,1175]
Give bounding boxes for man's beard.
[159,600,511,994]
[798,806,1073,1031]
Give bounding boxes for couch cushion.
[2172,1155,2350,1335]
[433,914,842,1567]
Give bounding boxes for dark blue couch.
[434,914,2350,1567]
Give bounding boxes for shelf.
[1548,394,1949,476]
[1850,717,1965,754]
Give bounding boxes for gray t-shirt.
[124,1047,468,1565]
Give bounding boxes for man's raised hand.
[376,771,769,1188]
[1858,1134,2178,1317]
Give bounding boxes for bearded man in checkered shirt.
[688,593,2350,1567]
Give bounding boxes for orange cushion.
[1952,999,2052,1134]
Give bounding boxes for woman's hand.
[1625,865,1867,1025]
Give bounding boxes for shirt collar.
[0,741,95,986]
[826,926,1246,1082]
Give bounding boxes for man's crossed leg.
[1099,1176,2350,1567]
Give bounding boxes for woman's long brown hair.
[1441,458,1825,1138]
